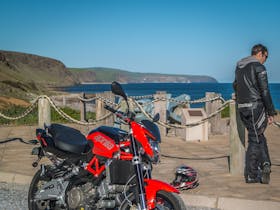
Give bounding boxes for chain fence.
[273,121,280,128]
[0,95,118,126]
[131,98,232,129]
[0,93,279,128]
[0,96,40,120]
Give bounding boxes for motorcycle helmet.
[171,165,199,190]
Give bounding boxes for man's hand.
[268,116,274,125]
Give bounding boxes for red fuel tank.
[87,131,119,158]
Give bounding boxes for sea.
[64,83,280,110]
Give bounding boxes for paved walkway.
[0,120,280,210]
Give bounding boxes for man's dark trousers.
[238,102,271,180]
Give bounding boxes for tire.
[28,169,59,210]
[120,190,186,210]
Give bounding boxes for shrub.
[0,105,96,125]
[221,104,230,118]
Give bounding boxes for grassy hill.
[0,50,77,101]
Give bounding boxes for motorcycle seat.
[48,124,90,154]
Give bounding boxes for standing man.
[233,44,277,184]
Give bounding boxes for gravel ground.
[0,182,219,210]
[0,182,29,210]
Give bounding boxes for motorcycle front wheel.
[28,169,61,210]
[120,190,186,210]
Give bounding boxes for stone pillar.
[153,91,167,136]
[229,94,245,175]
[181,108,208,141]
[80,92,86,122]
[38,97,51,128]
[205,92,223,135]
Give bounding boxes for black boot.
[261,162,271,184]
[245,176,260,183]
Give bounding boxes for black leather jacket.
[233,56,277,116]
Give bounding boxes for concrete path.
[0,120,280,210]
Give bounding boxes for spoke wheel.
[28,169,60,210]
[120,190,186,210]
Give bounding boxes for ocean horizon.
[64,82,280,110]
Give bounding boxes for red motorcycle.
[28,81,186,210]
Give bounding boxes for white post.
[38,97,51,128]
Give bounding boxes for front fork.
[129,133,147,210]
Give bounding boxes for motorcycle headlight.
[149,139,161,164]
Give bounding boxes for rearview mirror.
[153,113,160,122]
[111,81,127,100]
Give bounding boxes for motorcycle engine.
[67,179,129,209]
[67,182,96,209]
[67,187,84,209]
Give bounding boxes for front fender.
[144,179,179,209]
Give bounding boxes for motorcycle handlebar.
[104,104,129,122]
[104,104,117,113]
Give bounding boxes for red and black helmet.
[171,165,199,190]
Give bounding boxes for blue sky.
[1,0,280,82]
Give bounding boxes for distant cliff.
[70,67,217,83]
[0,50,217,102]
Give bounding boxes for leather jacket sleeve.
[232,78,238,100]
[255,65,277,116]
[233,78,237,92]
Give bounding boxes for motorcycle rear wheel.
[120,190,186,210]
[28,169,61,210]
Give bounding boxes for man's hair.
[251,44,268,55]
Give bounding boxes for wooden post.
[229,94,245,175]
[118,99,129,131]
[38,97,51,128]
[205,92,222,134]
[96,92,114,126]
[96,92,105,125]
[104,91,114,125]
[80,92,86,122]
[153,91,167,136]
[62,95,66,107]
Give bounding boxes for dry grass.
[0,96,30,109]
